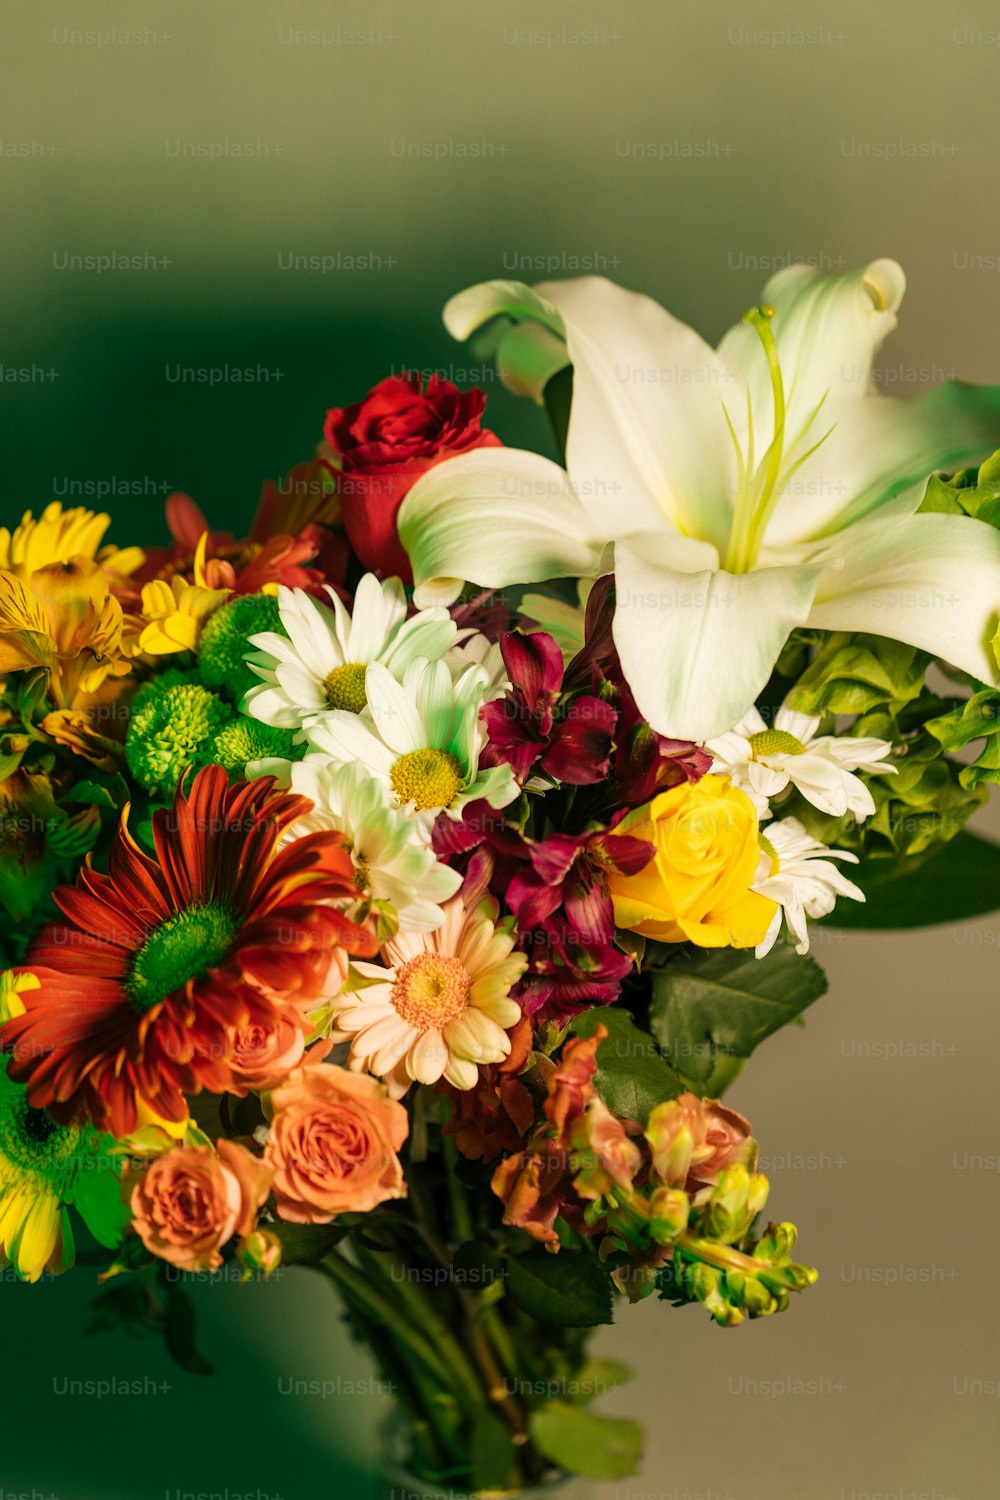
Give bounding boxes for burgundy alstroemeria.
[482,630,617,786]
[506,828,654,1021]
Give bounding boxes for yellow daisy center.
[748,728,805,758]
[324,662,368,713]
[391,953,470,1029]
[758,831,780,873]
[390,748,463,811]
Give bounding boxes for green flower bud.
[200,717,304,780]
[126,683,234,799]
[686,1261,742,1326]
[197,592,285,704]
[755,1220,798,1264]
[648,1186,690,1245]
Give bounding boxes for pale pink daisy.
[329,897,526,1096]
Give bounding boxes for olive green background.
[3,2,1000,1497]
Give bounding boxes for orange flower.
[265,1063,408,1223]
[1,766,376,1134]
[126,1140,271,1272]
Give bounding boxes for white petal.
[540,276,737,552]
[719,258,905,431]
[612,545,824,741]
[398,448,608,609]
[365,661,426,755]
[407,1029,449,1085]
[808,512,1000,688]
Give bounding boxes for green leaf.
[268,1221,352,1265]
[787,632,928,717]
[647,943,828,1092]
[570,1007,685,1122]
[506,1248,613,1327]
[529,1402,644,1480]
[471,1409,517,1492]
[823,831,1000,929]
[566,1358,632,1405]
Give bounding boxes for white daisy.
[303,656,518,827]
[753,816,865,957]
[277,759,462,932]
[445,630,508,701]
[241,573,459,731]
[330,896,526,1096]
[704,701,896,821]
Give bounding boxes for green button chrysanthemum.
[125,682,234,800]
[199,718,305,780]
[197,593,286,705]
[0,1058,128,1283]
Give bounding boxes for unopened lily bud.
[237,1229,283,1280]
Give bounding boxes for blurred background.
[2,1,999,1496]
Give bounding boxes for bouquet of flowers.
[3,257,1000,1497]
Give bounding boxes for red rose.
[324,372,501,581]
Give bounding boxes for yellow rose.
[607,775,777,948]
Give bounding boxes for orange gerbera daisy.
[0,766,375,1135]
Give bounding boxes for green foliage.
[505,1248,614,1328]
[824,830,1000,929]
[786,632,929,717]
[529,1401,644,1480]
[918,445,1000,527]
[925,688,1000,790]
[647,942,828,1094]
[570,1006,685,1122]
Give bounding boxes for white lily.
[397,264,1000,740]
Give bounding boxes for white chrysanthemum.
[241,574,459,731]
[704,701,896,821]
[446,631,508,700]
[753,816,864,957]
[330,896,526,1096]
[304,656,518,828]
[279,759,462,932]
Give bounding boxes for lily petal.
[808,511,1000,687]
[538,276,738,551]
[612,544,824,740]
[398,447,607,609]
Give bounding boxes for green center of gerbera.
[126,901,239,1014]
[0,1083,82,1180]
[747,728,805,758]
[324,662,368,713]
[390,748,463,812]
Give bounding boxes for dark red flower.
[482,630,617,786]
[1,766,376,1134]
[324,373,502,581]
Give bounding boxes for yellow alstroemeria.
[0,558,132,707]
[131,533,230,656]
[0,502,144,582]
